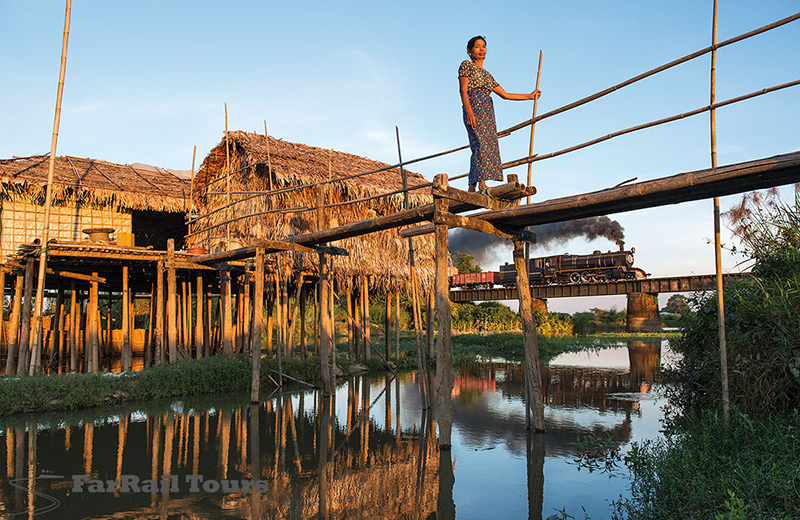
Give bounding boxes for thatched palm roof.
[192,131,435,290]
[0,154,191,212]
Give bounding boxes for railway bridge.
[449,273,743,332]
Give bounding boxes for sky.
[1,0,798,313]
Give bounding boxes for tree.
[661,294,691,315]
[452,251,482,274]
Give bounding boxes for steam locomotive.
[449,249,648,289]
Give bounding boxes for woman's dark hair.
[467,35,486,53]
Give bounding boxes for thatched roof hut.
[0,154,191,256]
[191,131,435,290]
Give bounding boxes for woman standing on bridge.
[459,36,541,192]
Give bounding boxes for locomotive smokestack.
[448,215,626,265]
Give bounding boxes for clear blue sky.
[1,0,798,312]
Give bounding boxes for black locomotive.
[450,249,647,289]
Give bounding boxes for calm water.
[0,339,671,519]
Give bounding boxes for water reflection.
[0,339,666,519]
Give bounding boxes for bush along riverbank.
[613,192,800,520]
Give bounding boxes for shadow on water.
[0,339,666,519]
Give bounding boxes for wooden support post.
[221,267,234,355]
[274,275,282,355]
[347,280,354,362]
[146,281,155,367]
[17,257,35,375]
[316,184,333,396]
[513,239,546,431]
[236,279,245,354]
[426,290,435,359]
[384,289,391,361]
[69,281,77,372]
[204,282,212,357]
[395,291,400,362]
[353,284,360,360]
[122,265,131,372]
[104,290,112,361]
[330,277,336,375]
[300,283,307,358]
[167,240,179,362]
[288,274,304,359]
[251,248,265,403]
[54,282,64,370]
[0,271,5,357]
[155,260,165,365]
[266,289,274,355]
[195,274,204,358]
[182,278,191,356]
[433,174,454,448]
[243,274,252,353]
[5,274,23,376]
[361,275,370,360]
[88,273,100,374]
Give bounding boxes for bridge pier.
[626,292,662,333]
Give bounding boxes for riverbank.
[0,331,667,416]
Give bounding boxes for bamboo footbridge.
[3,10,799,444]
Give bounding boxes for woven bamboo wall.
[0,200,132,257]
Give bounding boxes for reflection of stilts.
[249,403,261,520]
[115,413,129,496]
[437,446,456,519]
[318,394,331,519]
[414,409,432,520]
[83,422,94,475]
[526,430,545,520]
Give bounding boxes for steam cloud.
[448,216,626,268]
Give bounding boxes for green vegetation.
[452,251,483,273]
[614,191,800,520]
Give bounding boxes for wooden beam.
[45,269,106,284]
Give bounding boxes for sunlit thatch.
[191,131,435,291]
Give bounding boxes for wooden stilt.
[513,239,546,431]
[316,185,333,396]
[89,273,100,374]
[122,265,131,371]
[69,280,77,372]
[433,175,454,448]
[251,248,265,403]
[54,282,64,370]
[347,280,354,362]
[385,289,391,361]
[329,277,336,377]
[167,240,178,362]
[299,282,307,359]
[204,282,212,357]
[155,260,165,365]
[353,284,360,360]
[395,291,400,362]
[427,291,435,358]
[146,281,155,367]
[361,275,370,360]
[196,274,204,359]
[104,290,112,361]
[5,274,23,376]
[17,257,35,375]
[266,290,274,355]
[289,273,304,359]
[221,267,234,355]
[243,273,252,354]
[236,279,244,354]
[182,278,191,356]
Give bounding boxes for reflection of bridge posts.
[626,292,662,332]
[526,431,545,520]
[628,341,662,390]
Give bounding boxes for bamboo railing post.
[433,175,454,448]
[513,239,546,431]
[17,257,35,375]
[710,0,730,421]
[5,274,23,376]
[166,240,178,362]
[155,261,165,365]
[69,280,77,372]
[251,247,265,403]
[122,265,131,371]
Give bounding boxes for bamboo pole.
[710,0,730,421]
[221,268,234,355]
[5,275,23,376]
[384,289,391,361]
[316,185,333,396]
[204,283,212,357]
[361,276,370,360]
[395,291,400,362]
[92,273,101,374]
[426,290,435,359]
[433,175,454,448]
[347,280,354,362]
[29,0,71,375]
[251,247,265,403]
[289,273,305,359]
[146,281,155,367]
[264,120,273,192]
[54,282,64,369]
[224,103,231,247]
[190,145,196,234]
[300,283,307,358]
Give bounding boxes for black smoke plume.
[448,216,625,269]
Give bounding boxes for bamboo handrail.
[502,78,800,170]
